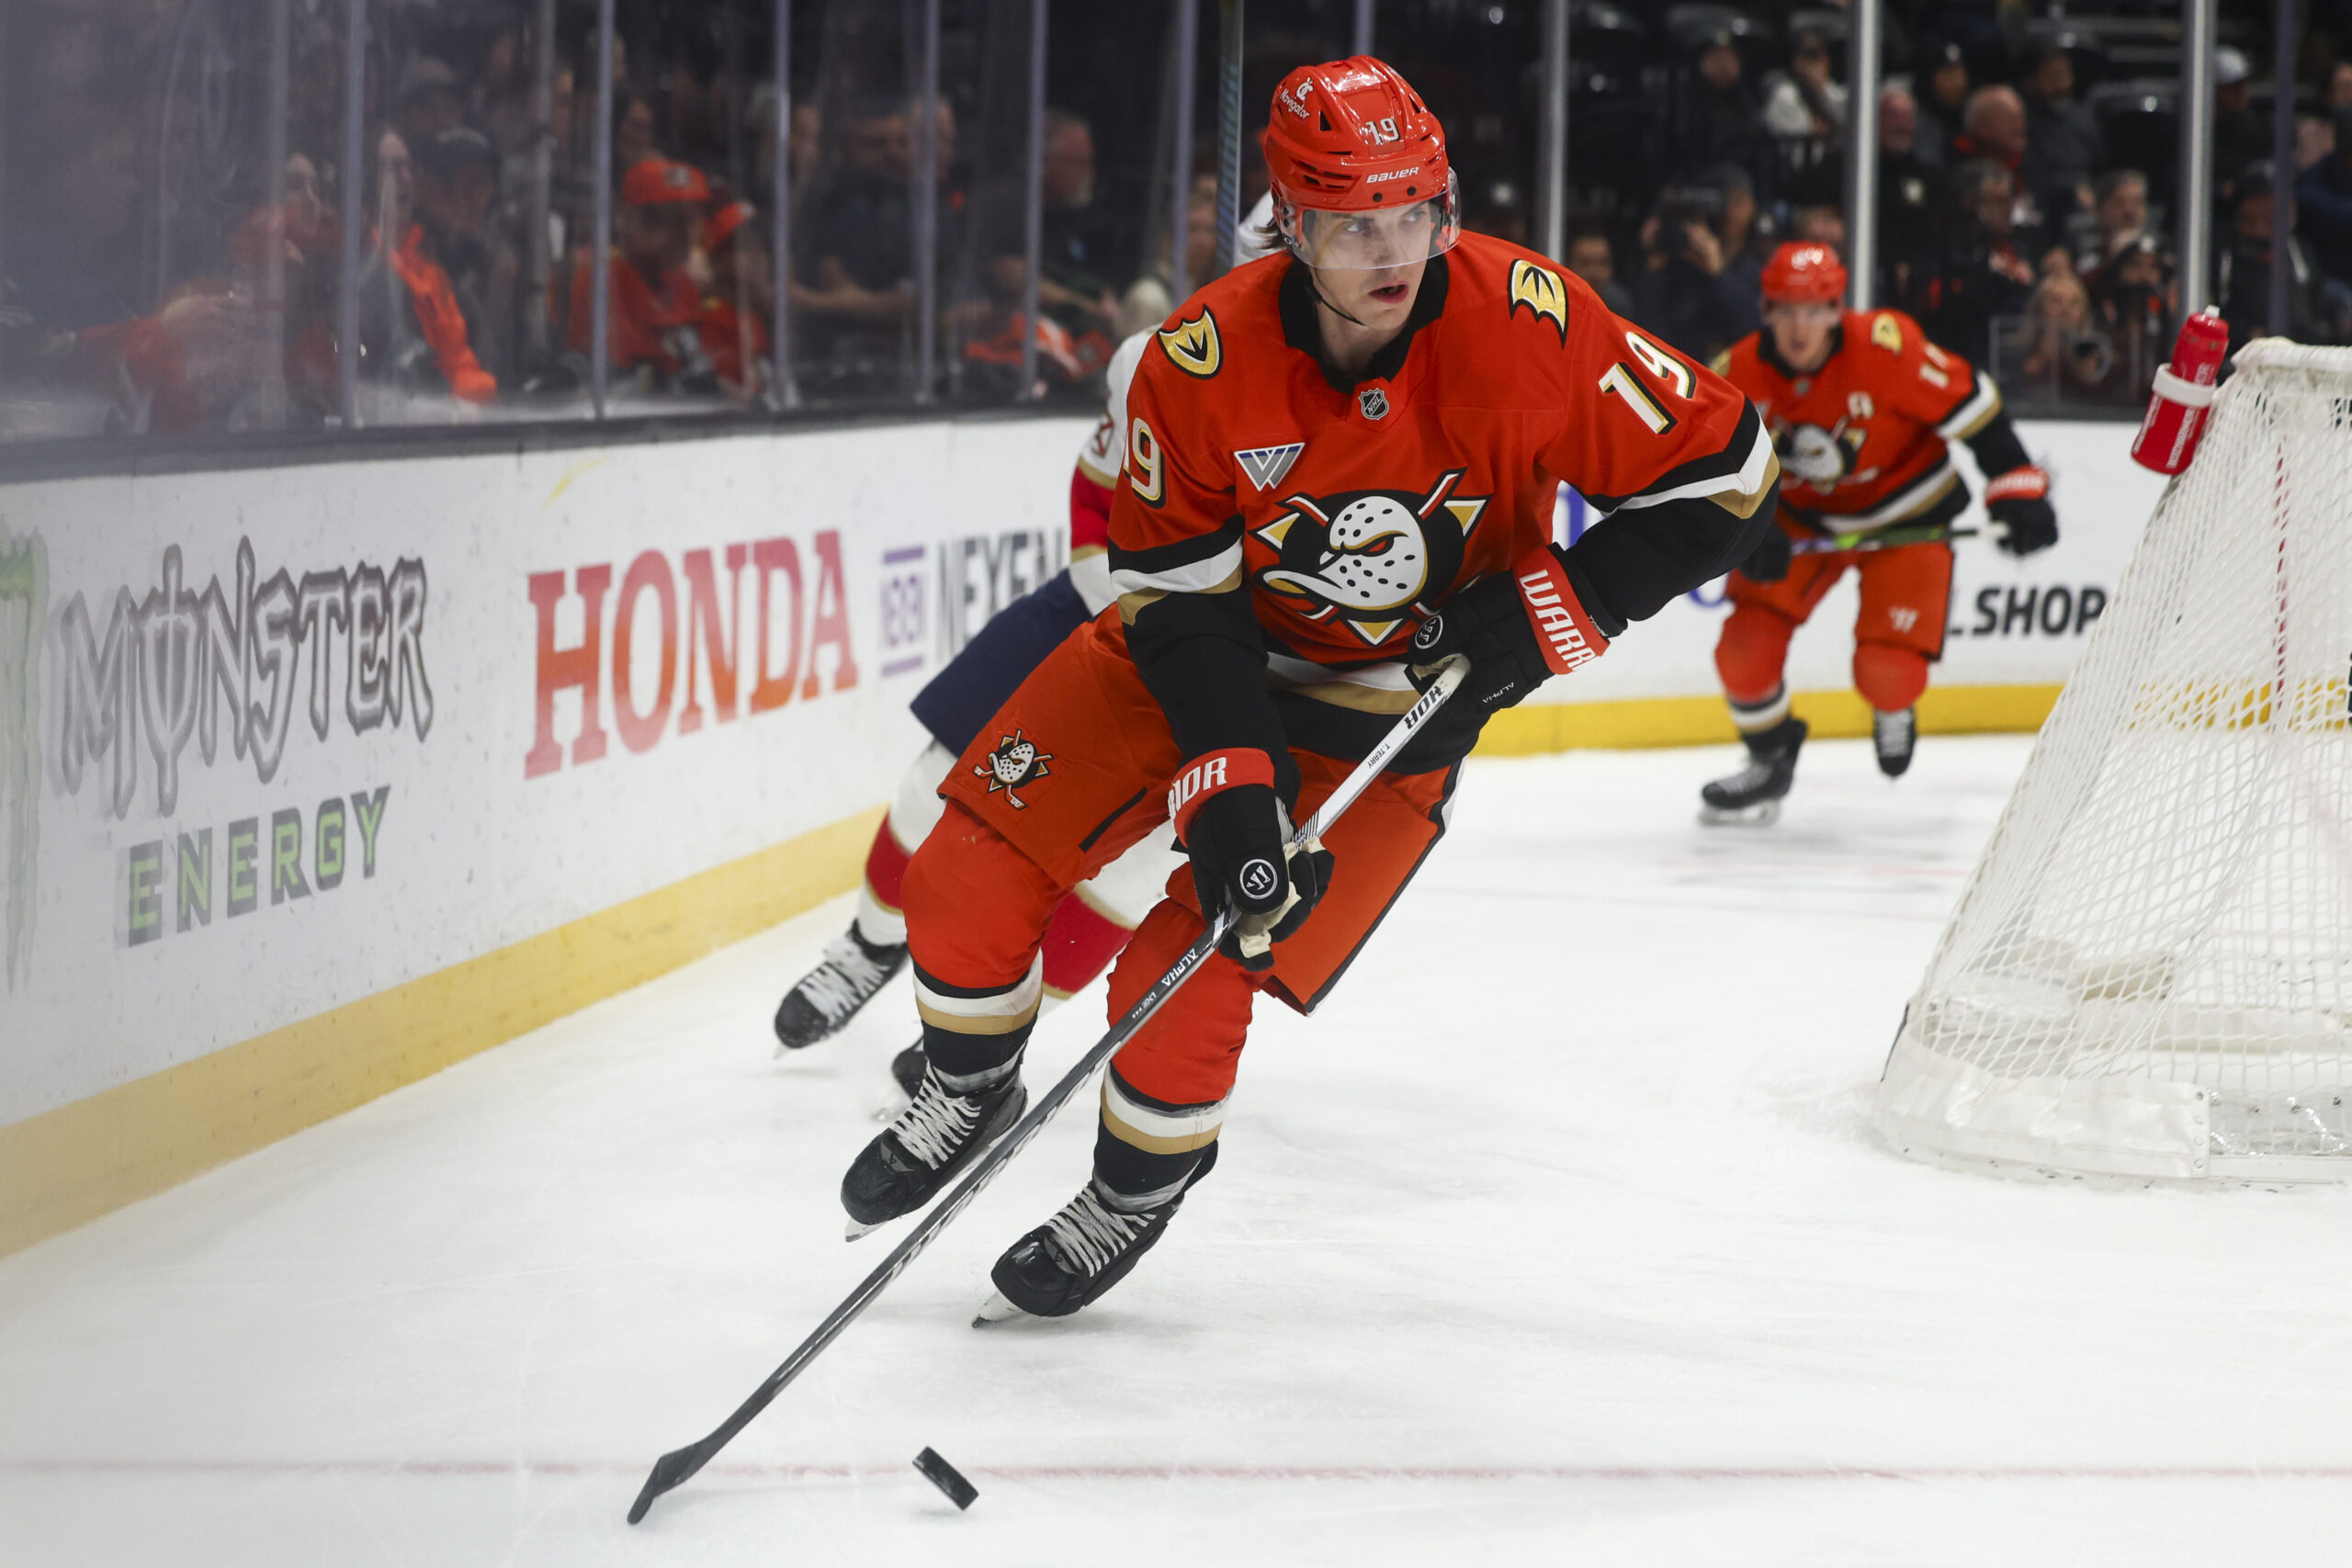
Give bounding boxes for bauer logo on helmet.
[1262,57,1463,268]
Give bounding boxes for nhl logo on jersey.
[1253,468,1488,647]
[977,728,1053,809]
[1357,387,1390,421]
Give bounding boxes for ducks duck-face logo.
[1253,468,1487,647]
[977,728,1053,809]
[1777,420,1863,489]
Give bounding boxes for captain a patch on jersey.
[1251,469,1488,647]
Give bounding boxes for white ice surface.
[6,737,2352,1566]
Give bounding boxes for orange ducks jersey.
[1108,231,1777,678]
[1713,309,2002,537]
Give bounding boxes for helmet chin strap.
[1279,204,1374,327]
[1305,267,1372,328]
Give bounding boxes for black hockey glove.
[1984,466,2058,558]
[1735,523,1792,583]
[1169,750,1333,972]
[1408,547,1610,716]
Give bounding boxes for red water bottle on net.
[2130,307,2229,475]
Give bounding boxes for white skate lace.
[796,933,894,1024]
[1717,760,1775,793]
[892,1076,984,1168]
[1041,1184,1151,1278]
[1875,710,1915,751]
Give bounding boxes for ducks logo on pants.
[977,728,1053,809]
[1252,468,1488,647]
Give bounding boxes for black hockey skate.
[1699,716,1808,826]
[974,1145,1217,1324]
[1872,705,1917,778]
[841,1064,1027,1238]
[774,928,907,1052]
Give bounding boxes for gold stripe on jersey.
[1809,459,1961,533]
[1935,374,2003,440]
[1263,651,1423,713]
[1611,419,1781,518]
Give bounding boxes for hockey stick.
[626,654,1472,1524]
[1787,525,1979,556]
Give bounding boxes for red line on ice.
[7,1458,2352,1483]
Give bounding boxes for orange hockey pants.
[902,612,1453,1192]
[1715,534,1952,713]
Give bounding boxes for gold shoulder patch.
[1508,258,1569,344]
[1870,312,1905,353]
[1158,309,1222,378]
[1708,347,1733,376]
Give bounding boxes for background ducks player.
[1701,242,2058,821]
[843,56,1779,1323]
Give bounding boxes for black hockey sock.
[922,1027,1027,1093]
[1091,1066,1222,1208]
[912,960,1038,1090]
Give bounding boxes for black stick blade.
[627,1440,712,1524]
[913,1447,978,1509]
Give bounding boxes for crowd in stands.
[0,0,1138,435]
[1551,4,2352,407]
[7,0,2352,445]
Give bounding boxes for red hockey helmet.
[1264,56,1461,270]
[1760,241,1849,305]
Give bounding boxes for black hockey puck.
[913,1447,978,1510]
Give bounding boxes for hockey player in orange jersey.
[832,57,1782,1322]
[1699,242,2059,821]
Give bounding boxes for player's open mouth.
[1369,282,1409,303]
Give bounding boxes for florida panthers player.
[839,57,1781,1321]
[774,236,1281,1089]
[770,333,1184,1092]
[1700,242,2059,819]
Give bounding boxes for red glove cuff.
[1984,465,2050,504]
[1167,748,1279,837]
[1512,547,1610,677]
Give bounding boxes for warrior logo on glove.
[977,729,1053,809]
[1238,858,1280,901]
[1254,468,1489,646]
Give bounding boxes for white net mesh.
[1877,341,2352,1181]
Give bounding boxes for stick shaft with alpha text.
[625,654,1473,1524]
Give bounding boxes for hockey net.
[1877,341,2352,1182]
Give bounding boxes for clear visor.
[1280,171,1462,272]
[1762,299,1840,326]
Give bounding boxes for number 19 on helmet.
[1263,57,1463,273]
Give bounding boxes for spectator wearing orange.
[695,200,773,397]
[568,154,711,382]
[362,129,497,403]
